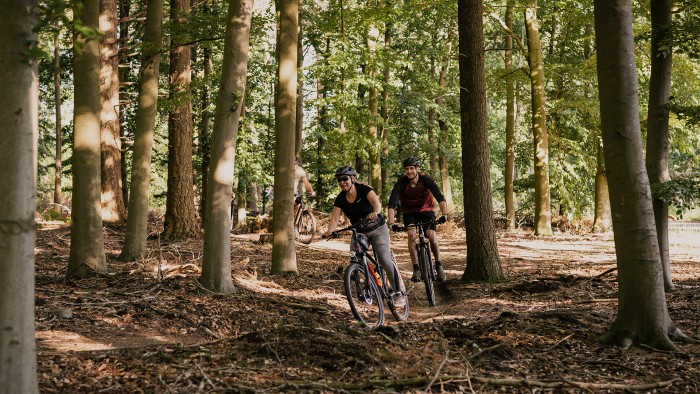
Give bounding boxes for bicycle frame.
[398,219,441,306]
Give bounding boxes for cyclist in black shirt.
[324,166,405,305]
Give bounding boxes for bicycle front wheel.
[297,210,316,244]
[344,262,384,327]
[419,245,435,306]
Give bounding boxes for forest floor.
[35,219,700,393]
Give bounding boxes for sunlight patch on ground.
[37,330,117,352]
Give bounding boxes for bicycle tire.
[344,262,384,327]
[419,245,435,306]
[297,210,316,244]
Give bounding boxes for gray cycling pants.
[364,224,404,292]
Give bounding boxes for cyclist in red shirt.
[387,157,449,282]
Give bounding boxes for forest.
[1,0,700,392]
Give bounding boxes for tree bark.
[54,34,63,205]
[68,0,108,277]
[525,5,552,236]
[0,1,39,390]
[592,141,611,232]
[118,0,163,261]
[163,0,200,240]
[504,0,516,230]
[271,0,300,275]
[199,0,253,293]
[118,0,131,206]
[594,0,681,350]
[100,0,127,223]
[645,0,674,292]
[458,0,505,282]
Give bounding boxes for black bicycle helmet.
[335,166,357,177]
[402,156,420,167]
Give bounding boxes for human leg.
[367,225,402,292]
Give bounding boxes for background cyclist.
[387,157,449,282]
[323,166,406,303]
[294,159,316,218]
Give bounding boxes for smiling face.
[336,175,353,192]
[404,165,419,180]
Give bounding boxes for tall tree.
[118,0,163,261]
[68,0,108,277]
[0,0,39,390]
[198,0,253,293]
[646,0,674,291]
[294,0,304,162]
[100,0,127,223]
[367,2,382,195]
[118,0,131,205]
[524,4,553,236]
[594,0,687,350]
[54,34,63,205]
[503,0,516,230]
[163,0,200,240]
[458,0,505,282]
[271,0,300,275]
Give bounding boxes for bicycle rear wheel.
[297,210,316,244]
[344,262,384,327]
[419,245,435,306]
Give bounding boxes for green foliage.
[652,175,700,218]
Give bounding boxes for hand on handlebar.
[390,224,401,232]
[438,215,448,224]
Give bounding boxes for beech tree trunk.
[68,0,107,277]
[525,5,552,236]
[458,0,505,282]
[645,0,674,292]
[163,0,200,240]
[99,0,127,223]
[592,141,612,232]
[594,0,683,350]
[295,0,303,162]
[504,0,516,230]
[0,1,39,390]
[199,0,253,293]
[54,34,63,205]
[271,0,300,275]
[118,0,163,261]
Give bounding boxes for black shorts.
[403,211,436,231]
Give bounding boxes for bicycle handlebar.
[322,217,373,239]
[393,219,445,232]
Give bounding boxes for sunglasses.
[336,176,350,183]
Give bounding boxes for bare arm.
[366,190,382,221]
[439,200,448,216]
[324,206,342,236]
[302,176,316,196]
[387,207,396,225]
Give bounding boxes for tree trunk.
[118,0,163,261]
[198,0,253,293]
[271,0,299,275]
[0,1,39,390]
[367,14,382,195]
[54,34,63,205]
[645,0,674,292]
[504,0,516,230]
[594,0,681,350]
[99,0,127,223]
[163,0,200,240]
[427,107,438,177]
[436,27,455,214]
[68,0,108,277]
[458,0,505,282]
[525,5,552,236]
[592,141,611,232]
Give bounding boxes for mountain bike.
[294,194,316,244]
[327,219,409,327]
[396,219,442,306]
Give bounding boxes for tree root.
[267,375,678,391]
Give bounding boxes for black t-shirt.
[334,183,383,226]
